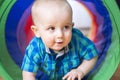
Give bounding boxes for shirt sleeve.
[21,40,40,73]
[72,28,98,60]
[83,44,98,60]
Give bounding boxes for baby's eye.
[48,27,55,31]
[64,26,70,30]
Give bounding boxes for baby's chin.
[52,47,65,52]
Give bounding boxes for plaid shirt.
[21,28,98,80]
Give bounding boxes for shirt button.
[56,67,59,72]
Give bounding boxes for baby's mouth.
[55,39,64,45]
[56,42,63,44]
[55,40,64,44]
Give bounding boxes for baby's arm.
[22,71,36,80]
[63,56,98,80]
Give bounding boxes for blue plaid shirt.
[21,28,98,80]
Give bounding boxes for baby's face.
[35,9,73,52]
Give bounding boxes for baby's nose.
[56,30,64,38]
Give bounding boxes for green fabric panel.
[0,62,12,80]
[0,0,4,8]
[0,0,22,80]
[88,0,120,80]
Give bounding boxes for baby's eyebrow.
[66,23,73,26]
[39,24,53,27]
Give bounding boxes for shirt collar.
[45,45,69,59]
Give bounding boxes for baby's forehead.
[32,0,72,24]
[34,0,67,6]
[32,0,71,12]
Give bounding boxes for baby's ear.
[72,22,74,27]
[31,25,40,37]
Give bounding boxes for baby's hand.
[62,69,84,80]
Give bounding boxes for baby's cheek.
[42,37,54,46]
